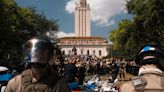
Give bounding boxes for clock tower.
[75,0,91,37]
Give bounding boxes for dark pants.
[78,76,85,85]
[111,73,117,82]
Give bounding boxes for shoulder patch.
[131,76,146,91]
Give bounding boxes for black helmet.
[135,44,164,67]
[23,36,54,65]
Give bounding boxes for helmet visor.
[24,39,49,64]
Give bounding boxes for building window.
[69,50,71,55]
[87,50,89,55]
[93,50,95,56]
[81,49,83,55]
[63,50,65,55]
[99,50,101,56]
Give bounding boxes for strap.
[144,89,164,91]
[21,69,32,87]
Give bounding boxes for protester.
[64,58,78,83]
[77,62,86,85]
[118,61,126,81]
[111,59,119,82]
[119,44,164,92]
[5,36,70,92]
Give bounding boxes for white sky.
[57,31,75,38]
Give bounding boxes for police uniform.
[5,69,70,92]
[120,44,164,92]
[5,37,71,92]
[119,65,164,92]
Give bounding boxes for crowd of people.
[51,54,135,84]
[0,36,164,92]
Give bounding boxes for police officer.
[5,36,71,92]
[119,44,164,92]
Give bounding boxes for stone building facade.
[58,37,107,57]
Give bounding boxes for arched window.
[69,50,71,55]
[99,50,101,56]
[93,50,95,55]
[87,50,89,55]
[81,49,83,55]
[62,50,65,55]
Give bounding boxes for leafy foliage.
[0,0,59,61]
[109,0,164,59]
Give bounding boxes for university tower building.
[58,0,108,58]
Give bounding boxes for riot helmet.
[23,36,54,65]
[135,44,164,68]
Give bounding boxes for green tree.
[0,0,34,60]
[109,20,137,59]
[0,0,59,61]
[127,0,164,45]
[109,0,164,59]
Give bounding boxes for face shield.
[23,38,53,65]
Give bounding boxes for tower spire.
[80,0,87,7]
[75,0,91,37]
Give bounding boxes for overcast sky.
[16,0,132,39]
